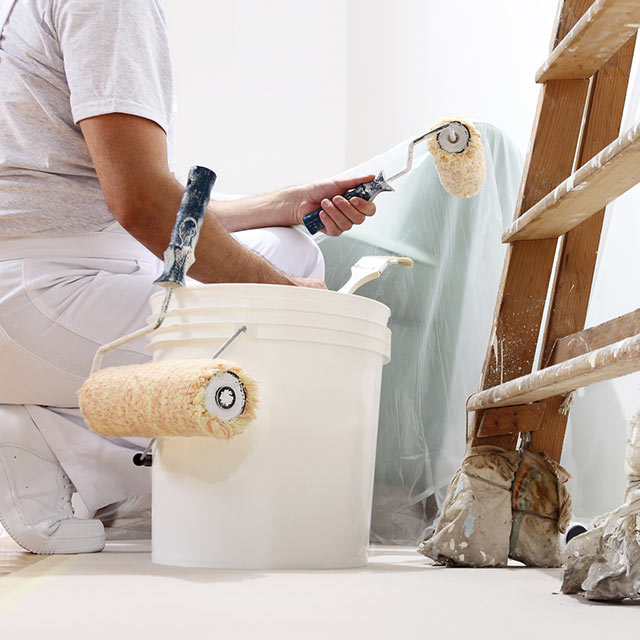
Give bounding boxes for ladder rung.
[467,333,640,411]
[503,122,640,242]
[537,0,640,82]
[550,308,640,363]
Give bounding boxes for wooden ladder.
[468,0,640,461]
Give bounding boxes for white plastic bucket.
[148,284,391,569]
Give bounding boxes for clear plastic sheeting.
[318,123,523,545]
[562,412,640,601]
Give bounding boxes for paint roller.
[78,166,259,446]
[302,118,487,235]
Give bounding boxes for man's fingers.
[316,193,377,236]
[332,196,366,225]
[320,198,352,232]
[319,209,342,236]
[291,277,327,289]
[349,197,376,217]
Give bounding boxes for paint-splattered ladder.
[467,0,640,460]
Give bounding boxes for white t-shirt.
[0,0,175,238]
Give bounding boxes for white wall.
[345,1,558,167]
[162,0,557,192]
[161,0,348,194]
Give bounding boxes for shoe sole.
[0,455,105,554]
[0,507,105,555]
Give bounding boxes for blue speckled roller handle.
[154,166,217,287]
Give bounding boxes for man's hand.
[290,277,327,289]
[293,175,377,236]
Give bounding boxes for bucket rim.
[149,318,391,341]
[147,333,391,363]
[150,283,391,318]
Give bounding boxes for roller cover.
[427,118,486,198]
[78,359,258,439]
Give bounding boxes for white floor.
[0,543,638,638]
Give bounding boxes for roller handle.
[154,166,217,287]
[302,171,393,235]
[302,183,372,235]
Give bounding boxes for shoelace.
[59,471,75,518]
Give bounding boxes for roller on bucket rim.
[78,166,259,451]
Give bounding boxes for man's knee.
[232,227,325,280]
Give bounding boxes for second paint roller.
[303,118,487,235]
[78,166,259,443]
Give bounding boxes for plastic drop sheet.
[318,123,523,545]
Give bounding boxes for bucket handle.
[211,325,247,359]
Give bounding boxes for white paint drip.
[565,173,575,192]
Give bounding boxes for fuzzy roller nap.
[79,359,258,440]
[426,118,486,198]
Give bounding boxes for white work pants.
[0,222,323,512]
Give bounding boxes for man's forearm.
[122,176,294,285]
[210,187,300,233]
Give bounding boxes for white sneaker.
[0,405,105,554]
